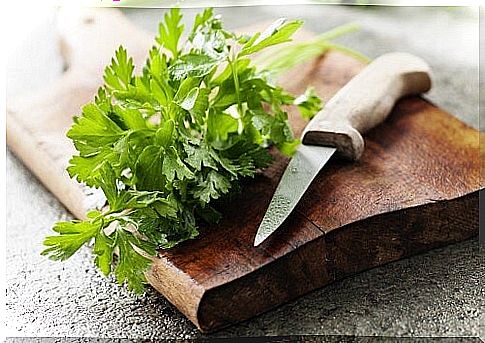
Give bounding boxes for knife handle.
[301,52,431,160]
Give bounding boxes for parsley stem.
[228,53,243,117]
[312,23,360,42]
[253,23,364,76]
[324,42,371,63]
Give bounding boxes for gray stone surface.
[6,5,482,339]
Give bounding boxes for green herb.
[255,23,370,77]
[294,87,322,120]
[42,8,359,293]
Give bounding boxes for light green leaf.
[207,111,238,142]
[150,79,170,106]
[113,105,148,130]
[240,19,303,56]
[294,87,323,120]
[41,221,100,261]
[67,150,115,187]
[277,139,301,156]
[114,230,153,294]
[135,145,165,191]
[94,229,115,276]
[177,87,199,111]
[191,7,214,36]
[212,58,251,85]
[169,53,218,80]
[190,87,210,122]
[103,46,134,92]
[67,103,124,156]
[156,7,184,59]
[173,77,199,101]
[155,119,175,147]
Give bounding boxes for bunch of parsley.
[41,8,341,293]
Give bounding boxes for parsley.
[254,23,370,76]
[42,8,358,293]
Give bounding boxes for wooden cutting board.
[7,8,482,332]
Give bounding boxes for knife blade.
[254,145,336,246]
[254,52,432,246]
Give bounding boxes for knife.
[254,52,432,246]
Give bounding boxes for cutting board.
[7,8,482,332]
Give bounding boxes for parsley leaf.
[42,220,100,261]
[294,87,323,120]
[114,229,154,294]
[169,53,218,80]
[240,19,303,56]
[103,47,134,92]
[156,7,184,59]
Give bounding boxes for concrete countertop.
[6,5,482,339]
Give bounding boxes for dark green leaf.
[193,170,231,203]
[184,142,218,171]
[162,146,194,182]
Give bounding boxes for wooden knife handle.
[301,52,432,160]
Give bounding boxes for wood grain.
[6,8,481,332]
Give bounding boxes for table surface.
[6,5,482,339]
